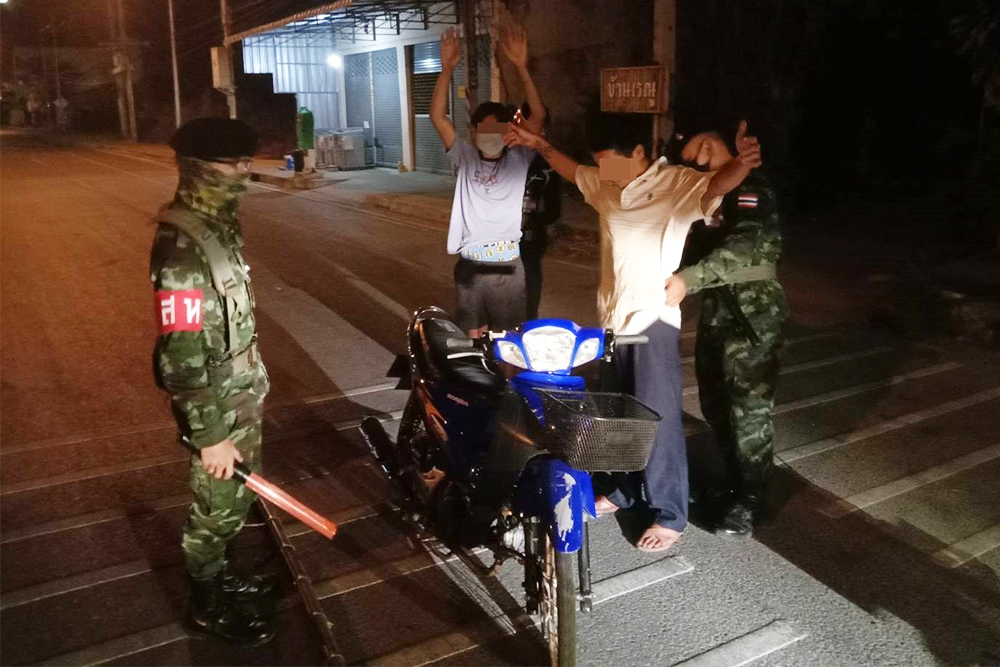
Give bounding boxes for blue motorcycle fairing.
[494,319,605,376]
[510,372,585,424]
[514,457,596,553]
[419,382,494,474]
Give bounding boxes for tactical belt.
[727,264,777,283]
[207,340,259,384]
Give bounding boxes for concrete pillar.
[337,65,348,128]
[653,0,676,155]
[490,0,502,103]
[396,43,414,171]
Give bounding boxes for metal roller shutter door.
[371,48,403,167]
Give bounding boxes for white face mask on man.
[475,133,506,158]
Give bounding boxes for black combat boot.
[719,495,763,539]
[220,560,281,602]
[186,573,276,647]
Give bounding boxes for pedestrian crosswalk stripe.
[673,619,807,667]
[933,523,1000,568]
[820,442,1000,518]
[779,386,1000,463]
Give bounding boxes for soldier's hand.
[734,120,763,168]
[201,438,243,480]
[664,274,688,307]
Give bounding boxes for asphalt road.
[2,129,999,666]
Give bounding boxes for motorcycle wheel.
[539,535,577,666]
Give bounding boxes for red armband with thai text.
[155,289,203,334]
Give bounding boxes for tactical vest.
[155,208,258,374]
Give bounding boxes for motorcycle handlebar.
[614,334,649,346]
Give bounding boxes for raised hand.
[441,28,461,70]
[734,120,762,168]
[501,25,529,69]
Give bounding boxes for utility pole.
[167,0,182,128]
[106,0,128,138]
[116,0,138,140]
[219,0,237,119]
[652,0,677,157]
[47,20,62,100]
[461,0,478,110]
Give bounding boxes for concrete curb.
[362,193,451,225]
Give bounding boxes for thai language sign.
[600,66,668,113]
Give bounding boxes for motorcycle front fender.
[515,457,596,553]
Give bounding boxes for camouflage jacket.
[150,206,260,448]
[676,169,782,293]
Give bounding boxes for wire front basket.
[537,390,661,472]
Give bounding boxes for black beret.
[170,117,259,160]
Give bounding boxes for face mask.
[476,134,505,158]
[175,157,250,222]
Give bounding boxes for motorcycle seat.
[417,318,505,395]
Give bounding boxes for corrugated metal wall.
[371,48,403,167]
[243,35,340,130]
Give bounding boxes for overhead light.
[327,53,343,68]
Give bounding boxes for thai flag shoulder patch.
[155,289,204,334]
[737,192,759,209]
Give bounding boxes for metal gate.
[344,49,403,168]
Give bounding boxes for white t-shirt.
[576,158,721,334]
[446,138,536,254]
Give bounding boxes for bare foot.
[594,496,620,517]
[636,525,682,552]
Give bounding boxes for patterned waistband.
[460,240,520,263]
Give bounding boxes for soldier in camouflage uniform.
[666,130,787,538]
[151,118,276,646]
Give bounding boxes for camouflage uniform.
[676,170,787,497]
[151,158,268,580]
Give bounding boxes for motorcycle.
[361,306,661,666]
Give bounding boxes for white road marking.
[672,619,807,667]
[933,524,1000,568]
[0,502,388,610]
[591,556,694,605]
[779,386,1000,463]
[682,344,899,396]
[821,442,1000,518]
[772,362,962,415]
[0,383,403,456]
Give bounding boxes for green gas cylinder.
[296,107,315,150]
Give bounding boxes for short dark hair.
[586,113,651,158]
[470,101,513,126]
[171,117,258,160]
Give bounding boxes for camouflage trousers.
[182,367,268,580]
[695,281,787,496]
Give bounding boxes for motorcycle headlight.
[521,326,577,372]
[496,340,528,368]
[572,337,601,367]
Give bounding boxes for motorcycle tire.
[540,536,577,666]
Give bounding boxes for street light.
[326,53,343,69]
